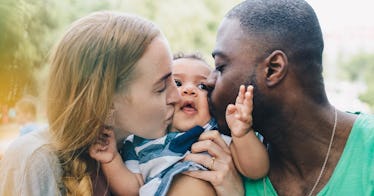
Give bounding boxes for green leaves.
[340,53,374,111]
[0,0,241,106]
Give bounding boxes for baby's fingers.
[242,86,253,112]
[88,143,108,159]
[244,86,253,105]
[238,86,253,123]
[226,104,236,116]
[96,128,115,145]
[102,128,114,136]
[97,134,109,146]
[235,85,246,105]
[234,86,253,122]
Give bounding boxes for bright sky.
[307,0,374,47]
[306,0,374,62]
[307,0,374,49]
[307,0,374,28]
[306,0,374,113]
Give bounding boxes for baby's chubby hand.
[225,85,254,138]
[89,128,118,164]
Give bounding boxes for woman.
[0,11,242,195]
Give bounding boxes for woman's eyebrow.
[155,72,172,85]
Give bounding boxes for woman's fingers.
[184,149,233,187]
[184,153,216,170]
[195,130,231,155]
[186,131,233,171]
[184,133,244,196]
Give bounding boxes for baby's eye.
[174,79,182,87]
[198,83,208,90]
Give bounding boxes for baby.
[89,53,269,195]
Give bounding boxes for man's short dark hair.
[227,0,326,103]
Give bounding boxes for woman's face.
[113,36,180,139]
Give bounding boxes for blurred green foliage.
[1,0,373,113]
[0,0,240,106]
[340,53,374,111]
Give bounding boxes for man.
[206,0,374,195]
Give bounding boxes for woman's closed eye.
[156,77,170,93]
[156,82,167,93]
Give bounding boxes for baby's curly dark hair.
[173,52,207,63]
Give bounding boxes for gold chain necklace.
[262,108,338,196]
[307,108,337,196]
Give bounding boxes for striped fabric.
[120,118,231,196]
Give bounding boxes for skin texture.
[113,36,179,140]
[206,15,357,195]
[207,19,258,136]
[167,174,216,196]
[183,130,244,195]
[43,12,163,195]
[171,58,212,131]
[173,57,268,181]
[227,85,269,179]
[91,36,180,195]
[90,39,239,196]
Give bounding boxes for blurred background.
[0,0,373,158]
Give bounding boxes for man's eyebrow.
[211,50,227,59]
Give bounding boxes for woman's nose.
[167,81,181,105]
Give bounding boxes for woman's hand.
[183,130,244,196]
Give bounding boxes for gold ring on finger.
[210,157,215,170]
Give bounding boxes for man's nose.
[205,71,217,93]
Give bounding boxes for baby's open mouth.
[181,101,197,112]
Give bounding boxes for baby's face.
[172,58,212,132]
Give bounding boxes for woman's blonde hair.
[47,11,159,195]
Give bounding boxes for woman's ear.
[264,50,288,87]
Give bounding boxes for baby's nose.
[182,85,196,96]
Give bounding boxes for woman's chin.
[113,127,131,141]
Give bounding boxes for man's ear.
[263,50,288,87]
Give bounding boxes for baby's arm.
[89,128,143,195]
[226,85,269,179]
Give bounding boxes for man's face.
[207,18,260,135]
